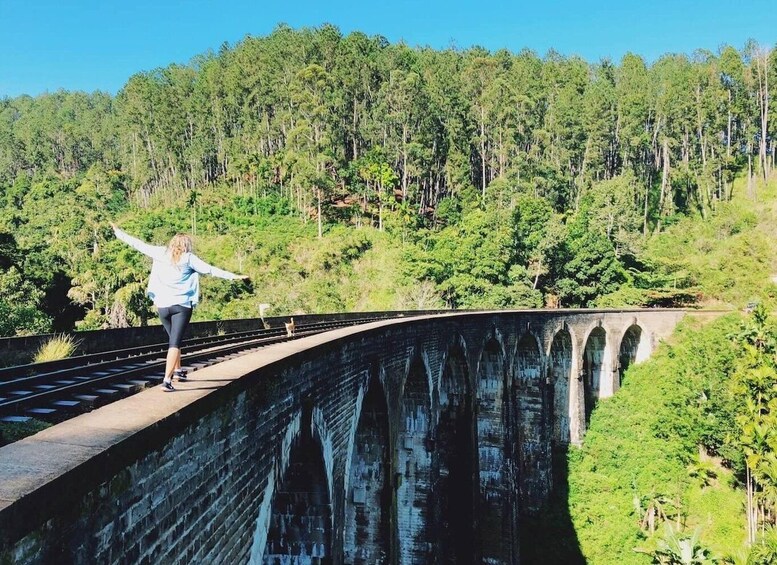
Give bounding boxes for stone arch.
[404,344,435,408]
[618,324,649,384]
[433,339,476,562]
[582,326,610,426]
[476,326,507,362]
[436,333,470,396]
[262,408,332,563]
[343,372,391,564]
[248,415,302,564]
[397,353,434,564]
[514,331,549,514]
[549,327,574,444]
[476,336,514,563]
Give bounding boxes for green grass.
[190,222,423,320]
[0,418,51,447]
[643,175,777,311]
[33,334,80,363]
[684,459,746,560]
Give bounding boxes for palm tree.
[650,527,716,564]
[635,492,682,535]
[747,526,777,564]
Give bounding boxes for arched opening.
[344,376,390,564]
[549,329,573,445]
[397,356,433,564]
[582,327,608,425]
[476,338,513,563]
[515,332,549,515]
[522,327,589,565]
[618,325,646,384]
[434,344,475,563]
[263,424,331,564]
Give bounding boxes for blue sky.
[1,0,775,97]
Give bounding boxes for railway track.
[0,316,380,425]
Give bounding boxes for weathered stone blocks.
[0,309,687,564]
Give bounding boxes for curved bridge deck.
[0,309,696,564]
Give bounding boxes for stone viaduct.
[0,309,688,564]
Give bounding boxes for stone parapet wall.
[0,309,689,564]
[0,310,443,367]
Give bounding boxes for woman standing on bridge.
[111,224,249,391]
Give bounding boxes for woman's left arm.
[189,255,248,280]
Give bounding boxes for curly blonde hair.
[167,234,193,266]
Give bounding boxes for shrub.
[33,334,80,363]
[0,418,51,447]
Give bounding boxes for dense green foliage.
[0,26,776,334]
[566,308,777,564]
[569,315,740,563]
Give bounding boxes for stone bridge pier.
[0,309,687,564]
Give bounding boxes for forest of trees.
[1,25,776,334]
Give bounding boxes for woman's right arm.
[112,224,163,259]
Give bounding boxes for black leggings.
[158,305,193,349]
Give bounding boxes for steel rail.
[0,317,377,420]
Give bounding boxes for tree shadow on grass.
[519,444,586,564]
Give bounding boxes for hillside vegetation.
[557,303,777,564]
[0,26,776,335]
